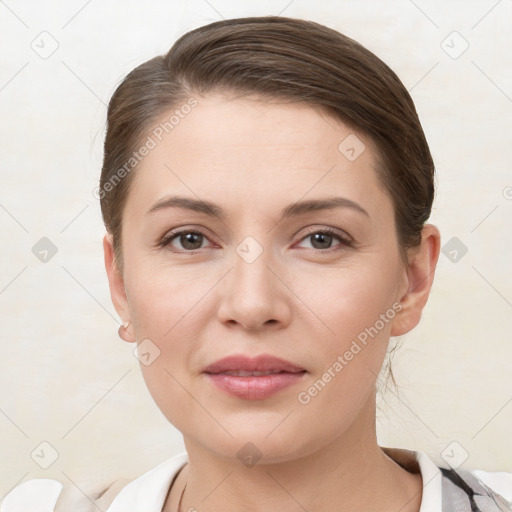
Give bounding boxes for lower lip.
[205,372,306,400]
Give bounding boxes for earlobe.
[103,233,135,342]
[391,224,441,337]
[117,321,135,343]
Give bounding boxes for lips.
[221,369,284,376]
[202,355,307,400]
[202,355,305,375]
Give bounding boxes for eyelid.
[298,225,353,244]
[293,226,354,252]
[157,225,218,251]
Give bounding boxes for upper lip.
[202,355,306,374]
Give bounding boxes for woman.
[2,15,510,512]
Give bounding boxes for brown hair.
[100,15,435,271]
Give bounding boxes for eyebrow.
[146,195,369,219]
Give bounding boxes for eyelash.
[158,227,354,254]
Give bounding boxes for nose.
[216,241,292,331]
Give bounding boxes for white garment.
[1,449,511,512]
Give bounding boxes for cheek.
[124,265,213,414]
[128,270,202,428]
[125,262,214,340]
[293,260,401,339]
[291,261,401,402]
[291,274,398,436]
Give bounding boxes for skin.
[104,93,440,512]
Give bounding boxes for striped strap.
[440,467,512,512]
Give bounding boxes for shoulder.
[0,477,131,512]
[1,453,188,512]
[382,446,512,512]
[58,478,133,512]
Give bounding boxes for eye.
[158,227,353,254]
[159,229,213,252]
[296,227,353,252]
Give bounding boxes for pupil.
[182,233,202,249]
[312,233,332,249]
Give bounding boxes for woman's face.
[106,93,418,462]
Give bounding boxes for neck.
[167,395,423,512]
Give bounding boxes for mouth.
[202,355,307,400]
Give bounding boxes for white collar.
[381,446,442,512]
[106,452,188,512]
[416,450,443,511]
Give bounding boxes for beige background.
[1,0,511,496]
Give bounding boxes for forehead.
[125,94,389,219]
[154,94,370,164]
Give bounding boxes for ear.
[103,233,135,343]
[391,224,441,336]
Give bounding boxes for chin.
[181,409,329,466]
